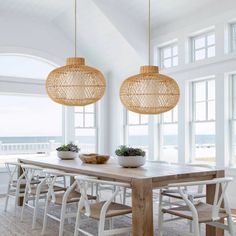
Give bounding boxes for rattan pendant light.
[46,0,106,106]
[120,0,180,114]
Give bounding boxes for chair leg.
[14,189,20,216]
[192,220,200,236]
[188,195,194,233]
[67,207,72,224]
[32,192,41,229]
[227,215,234,236]
[108,218,113,230]
[157,190,164,236]
[4,194,9,212]
[123,187,127,205]
[20,187,28,221]
[62,175,66,188]
[157,211,164,236]
[41,197,50,235]
[98,217,106,236]
[4,183,11,212]
[74,211,81,236]
[59,203,67,236]
[113,185,116,203]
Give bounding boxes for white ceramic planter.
[57,151,78,160]
[117,155,146,168]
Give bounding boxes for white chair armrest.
[5,162,22,167]
[168,177,233,188]
[21,164,43,171]
[75,176,130,188]
[43,168,77,177]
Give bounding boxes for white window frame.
[157,107,178,162]
[123,110,149,152]
[191,31,216,62]
[74,104,98,152]
[229,74,236,166]
[159,43,178,69]
[190,78,216,163]
[230,23,236,53]
[74,106,97,129]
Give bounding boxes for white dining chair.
[20,164,67,229]
[74,176,132,236]
[4,162,28,213]
[158,177,235,236]
[160,164,214,207]
[41,169,97,236]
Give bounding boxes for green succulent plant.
[115,145,145,157]
[56,142,80,153]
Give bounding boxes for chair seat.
[162,202,228,223]
[54,190,96,205]
[162,189,206,199]
[30,185,66,195]
[81,201,132,220]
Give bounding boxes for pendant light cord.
[74,0,77,57]
[148,0,151,66]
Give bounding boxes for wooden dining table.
[18,155,224,236]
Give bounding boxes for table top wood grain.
[18,155,222,185]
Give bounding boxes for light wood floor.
[0,195,235,236]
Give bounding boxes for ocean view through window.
[159,106,178,163]
[0,94,62,164]
[74,105,97,153]
[125,111,149,157]
[191,78,216,164]
[0,54,61,164]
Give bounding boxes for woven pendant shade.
[46,57,106,106]
[120,66,180,114]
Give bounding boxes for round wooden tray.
[79,153,110,164]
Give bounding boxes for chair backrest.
[168,177,233,221]
[5,162,24,185]
[186,163,215,193]
[21,164,44,193]
[75,176,130,218]
[42,169,82,203]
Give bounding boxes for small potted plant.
[115,145,146,168]
[56,142,80,160]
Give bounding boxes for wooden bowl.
[79,153,110,164]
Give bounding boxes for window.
[0,54,61,164]
[74,104,97,153]
[230,23,236,52]
[160,44,178,69]
[124,111,149,156]
[0,54,55,79]
[159,106,178,163]
[0,94,62,164]
[192,31,215,61]
[230,75,236,166]
[191,79,216,163]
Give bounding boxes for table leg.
[206,171,224,236]
[132,178,153,236]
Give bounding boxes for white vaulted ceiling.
[0,0,70,22]
[0,0,236,74]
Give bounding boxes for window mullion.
[171,46,173,67]
[206,81,209,121]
